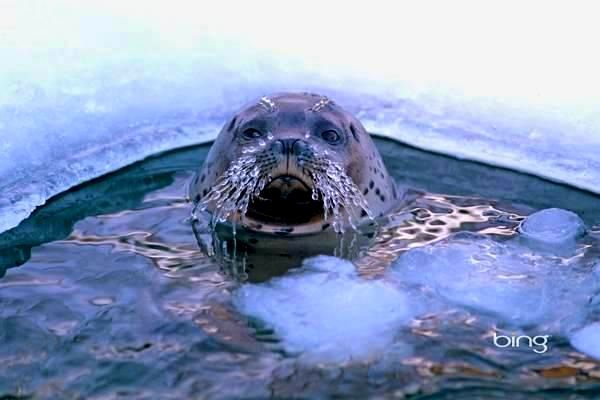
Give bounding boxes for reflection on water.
[1,138,600,399]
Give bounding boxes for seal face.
[189,92,399,235]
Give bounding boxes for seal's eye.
[242,128,263,139]
[320,129,341,144]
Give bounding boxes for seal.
[189,92,400,237]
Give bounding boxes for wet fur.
[189,92,399,233]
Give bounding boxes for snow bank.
[1,1,599,233]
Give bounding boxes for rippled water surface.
[1,137,600,399]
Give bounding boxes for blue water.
[1,138,599,399]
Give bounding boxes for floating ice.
[234,227,596,363]
[570,323,600,360]
[233,256,417,363]
[391,233,593,331]
[519,208,586,250]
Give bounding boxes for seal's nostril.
[271,139,310,156]
[271,140,285,154]
[292,140,310,155]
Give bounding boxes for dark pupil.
[243,128,262,139]
[322,130,339,143]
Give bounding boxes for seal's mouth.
[244,174,324,225]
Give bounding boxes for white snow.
[1,1,600,233]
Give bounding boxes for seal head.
[189,92,399,235]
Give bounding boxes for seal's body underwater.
[189,92,400,236]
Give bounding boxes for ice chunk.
[233,256,417,363]
[234,236,597,364]
[391,234,592,331]
[393,235,543,325]
[570,323,600,360]
[519,208,585,249]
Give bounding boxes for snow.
[1,1,599,234]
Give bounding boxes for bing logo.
[493,332,551,354]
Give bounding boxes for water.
[1,138,600,399]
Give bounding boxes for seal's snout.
[267,138,314,188]
[249,139,321,226]
[271,138,311,157]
